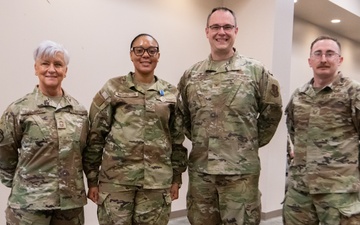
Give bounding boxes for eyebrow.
[313,50,337,53]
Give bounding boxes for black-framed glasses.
[311,51,341,60]
[208,24,235,32]
[131,46,159,57]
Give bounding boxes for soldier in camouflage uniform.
[0,40,89,225]
[82,33,187,225]
[283,35,360,224]
[177,7,282,225]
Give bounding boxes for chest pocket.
[20,109,52,144]
[58,109,88,144]
[153,94,176,122]
[187,72,257,113]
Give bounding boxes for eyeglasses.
[131,47,159,57]
[311,51,341,60]
[208,24,235,32]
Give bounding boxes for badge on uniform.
[57,118,66,129]
[159,90,165,102]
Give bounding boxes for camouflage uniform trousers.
[97,185,172,225]
[283,187,360,225]
[187,170,261,225]
[5,206,84,225]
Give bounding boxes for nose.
[218,27,226,34]
[48,63,56,72]
[320,54,327,62]
[141,50,150,57]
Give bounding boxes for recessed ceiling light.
[294,0,298,2]
[331,19,341,23]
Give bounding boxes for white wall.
[4,0,359,224]
[0,0,220,108]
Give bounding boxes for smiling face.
[34,52,67,96]
[130,35,160,77]
[308,39,343,79]
[206,9,238,60]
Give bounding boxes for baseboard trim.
[170,209,187,219]
[170,209,282,220]
[261,209,282,220]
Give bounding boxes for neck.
[38,85,63,97]
[313,73,338,88]
[133,73,155,84]
[211,48,235,61]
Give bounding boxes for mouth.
[141,61,151,65]
[216,37,228,43]
[317,66,329,69]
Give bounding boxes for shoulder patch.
[271,84,280,97]
[263,76,282,105]
[93,91,109,107]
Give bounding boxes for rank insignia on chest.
[57,119,66,129]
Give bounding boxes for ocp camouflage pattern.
[83,72,187,191]
[286,72,360,194]
[177,50,282,175]
[0,86,89,210]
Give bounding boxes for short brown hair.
[206,7,237,27]
[310,35,341,53]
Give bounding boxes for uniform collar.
[126,72,167,93]
[33,86,72,108]
[300,71,344,93]
[205,48,243,73]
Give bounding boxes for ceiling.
[294,0,360,43]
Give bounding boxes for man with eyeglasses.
[177,7,282,224]
[83,33,187,225]
[283,35,360,224]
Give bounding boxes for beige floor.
[168,216,283,225]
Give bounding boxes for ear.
[234,26,239,35]
[205,27,210,38]
[130,51,134,62]
[34,63,38,76]
[338,56,344,65]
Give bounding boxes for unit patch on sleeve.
[0,129,4,143]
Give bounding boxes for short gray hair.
[33,40,70,65]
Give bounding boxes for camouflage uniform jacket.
[83,72,187,191]
[286,72,360,194]
[0,86,89,210]
[177,50,282,175]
